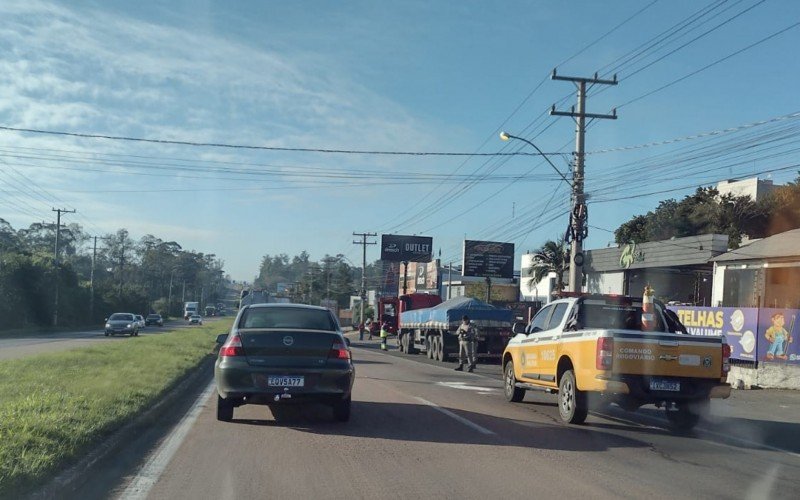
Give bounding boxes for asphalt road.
[0,318,226,360]
[80,338,800,500]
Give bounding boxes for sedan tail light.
[329,340,351,360]
[220,334,244,357]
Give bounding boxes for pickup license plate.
[650,378,680,392]
[268,376,304,387]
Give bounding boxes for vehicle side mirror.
[512,322,526,335]
[216,333,228,345]
[344,337,351,347]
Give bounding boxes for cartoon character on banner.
[765,312,794,361]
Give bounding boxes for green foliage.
[614,186,775,248]
[0,319,232,497]
[254,252,358,308]
[0,221,229,330]
[529,238,568,293]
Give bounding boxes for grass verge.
[0,319,232,498]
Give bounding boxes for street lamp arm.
[500,132,573,188]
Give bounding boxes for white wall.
[586,271,624,295]
[712,263,725,307]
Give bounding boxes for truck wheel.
[504,361,526,402]
[665,399,708,433]
[217,395,234,422]
[398,334,406,353]
[426,337,433,359]
[439,340,450,363]
[558,369,588,424]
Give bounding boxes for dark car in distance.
[215,303,355,422]
[146,314,164,326]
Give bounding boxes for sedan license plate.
[650,378,680,392]
[268,376,304,387]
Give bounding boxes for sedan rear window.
[109,313,134,321]
[240,307,336,331]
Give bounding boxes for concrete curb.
[29,354,216,500]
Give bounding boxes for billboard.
[404,261,439,294]
[380,234,433,262]
[668,306,800,364]
[463,240,515,279]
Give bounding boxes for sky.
[0,0,798,281]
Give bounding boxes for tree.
[530,238,568,294]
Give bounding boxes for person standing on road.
[455,315,477,372]
[365,317,373,340]
[379,321,389,351]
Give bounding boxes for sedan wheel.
[332,397,351,422]
[217,395,234,422]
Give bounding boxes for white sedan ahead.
[189,314,203,325]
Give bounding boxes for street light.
[499,131,573,187]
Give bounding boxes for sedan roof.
[246,303,331,312]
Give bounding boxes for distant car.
[145,314,164,327]
[189,314,203,325]
[134,315,146,329]
[104,313,139,336]
[215,303,355,422]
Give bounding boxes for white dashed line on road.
[414,396,496,435]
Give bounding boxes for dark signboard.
[380,234,433,263]
[463,240,515,279]
[381,260,400,298]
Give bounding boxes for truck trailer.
[392,295,514,363]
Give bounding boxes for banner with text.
[462,240,515,279]
[668,306,800,363]
[380,234,433,263]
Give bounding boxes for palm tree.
[529,238,568,295]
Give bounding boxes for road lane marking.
[414,397,495,435]
[118,380,216,500]
[436,381,498,394]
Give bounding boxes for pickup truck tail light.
[220,335,244,357]
[596,337,614,370]
[329,340,351,360]
[721,343,731,376]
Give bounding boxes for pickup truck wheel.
[558,370,588,424]
[504,361,526,402]
[217,395,234,422]
[665,400,708,432]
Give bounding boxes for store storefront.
[583,234,729,305]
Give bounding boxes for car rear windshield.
[147,315,160,319]
[109,313,134,321]
[240,307,336,331]
[577,303,667,332]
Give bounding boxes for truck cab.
[378,293,443,335]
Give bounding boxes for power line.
[617,20,800,109]
[0,126,562,157]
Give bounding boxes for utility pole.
[52,208,76,326]
[168,269,175,317]
[352,232,377,329]
[448,262,453,299]
[90,235,97,322]
[550,69,617,293]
